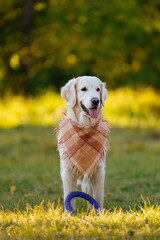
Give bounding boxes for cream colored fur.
[59,76,108,210]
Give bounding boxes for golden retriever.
[58,76,108,210]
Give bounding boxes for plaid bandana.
[57,117,110,178]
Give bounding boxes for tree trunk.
[22,0,33,95]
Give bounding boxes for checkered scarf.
[57,117,110,178]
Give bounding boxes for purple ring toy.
[64,191,101,213]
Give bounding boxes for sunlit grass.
[0,87,159,128]
[0,201,160,239]
[0,122,159,239]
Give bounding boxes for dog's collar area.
[57,116,110,178]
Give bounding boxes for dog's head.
[61,76,107,119]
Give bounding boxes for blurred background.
[0,0,160,128]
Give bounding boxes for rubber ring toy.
[65,191,101,213]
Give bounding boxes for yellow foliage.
[67,54,77,64]
[0,87,159,128]
[9,54,20,69]
[104,87,160,127]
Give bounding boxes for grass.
[0,203,160,240]
[0,125,160,239]
[0,87,160,239]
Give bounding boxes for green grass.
[0,125,160,239]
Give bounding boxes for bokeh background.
[1,0,160,94]
[0,0,160,128]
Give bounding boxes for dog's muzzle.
[91,97,100,108]
[81,101,99,119]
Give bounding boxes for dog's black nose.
[91,98,99,107]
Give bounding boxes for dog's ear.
[61,78,77,107]
[100,82,108,107]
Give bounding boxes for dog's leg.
[81,179,93,196]
[61,168,77,211]
[81,179,93,209]
[91,167,105,209]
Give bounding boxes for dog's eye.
[81,87,87,91]
[96,88,100,92]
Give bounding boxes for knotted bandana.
[57,117,110,178]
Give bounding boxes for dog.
[57,76,109,210]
